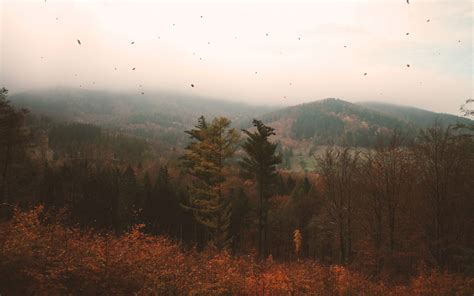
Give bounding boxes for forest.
[1,87,473,295]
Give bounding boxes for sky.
[1,0,472,115]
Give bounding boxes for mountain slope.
[357,101,471,128]
[9,88,276,145]
[260,98,418,147]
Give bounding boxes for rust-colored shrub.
[1,207,472,295]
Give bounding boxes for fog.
[1,0,472,115]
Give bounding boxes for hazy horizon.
[1,0,472,116]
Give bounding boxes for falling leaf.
[364,73,367,76]
[132,67,136,70]
[191,84,195,88]
[131,41,135,44]
[266,33,269,36]
[407,64,410,67]
[255,72,258,74]
[114,67,117,71]
[426,19,430,22]
[141,92,145,95]
[344,45,347,48]
[406,32,410,35]
[298,37,301,40]
[77,39,81,45]
[407,0,409,4]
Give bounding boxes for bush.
[1,207,472,295]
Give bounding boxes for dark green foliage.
[0,88,31,203]
[240,119,282,259]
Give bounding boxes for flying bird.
[141,92,145,95]
[191,84,195,88]
[363,73,367,76]
[131,41,135,44]
[407,0,409,4]
[406,32,410,35]
[132,67,136,70]
[406,64,410,67]
[77,39,81,45]
[426,19,430,22]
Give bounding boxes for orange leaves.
[1,207,473,295]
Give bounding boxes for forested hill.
[260,98,471,147]
[357,101,473,128]
[10,89,471,149]
[10,88,276,126]
[10,88,276,146]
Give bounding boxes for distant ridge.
[357,101,471,128]
[259,98,472,147]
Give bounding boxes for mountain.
[260,98,416,147]
[9,88,276,146]
[357,101,471,128]
[10,89,471,150]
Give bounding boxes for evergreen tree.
[0,88,30,203]
[240,119,281,259]
[181,116,239,249]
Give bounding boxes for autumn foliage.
[1,207,472,295]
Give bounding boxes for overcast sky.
[1,0,472,115]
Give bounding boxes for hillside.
[10,90,471,152]
[10,88,276,146]
[260,98,417,147]
[358,101,472,128]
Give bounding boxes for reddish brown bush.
[1,207,472,295]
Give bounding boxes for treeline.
[1,87,473,283]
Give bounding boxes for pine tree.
[181,116,239,249]
[240,119,281,259]
[0,87,30,203]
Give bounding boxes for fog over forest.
[1,0,472,114]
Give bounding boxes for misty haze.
[0,0,473,295]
